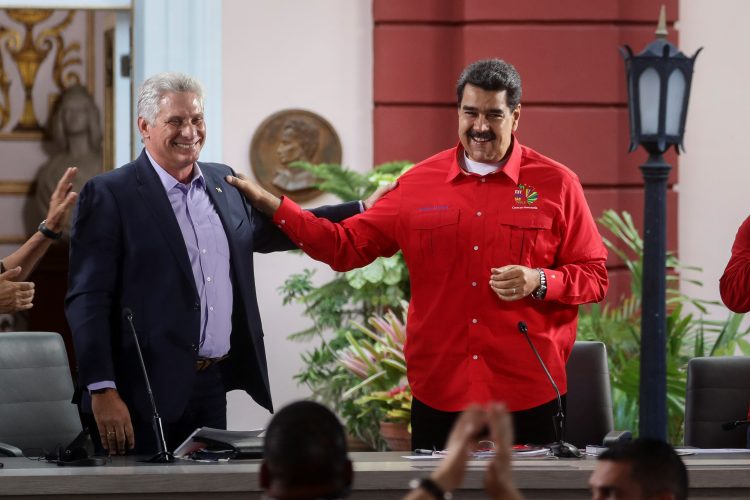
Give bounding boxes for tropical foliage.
[577,210,750,443]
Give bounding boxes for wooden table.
[1,451,750,499]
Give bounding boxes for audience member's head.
[261,400,352,500]
[589,438,688,500]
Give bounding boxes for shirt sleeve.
[272,188,401,272]
[720,215,750,313]
[542,175,609,305]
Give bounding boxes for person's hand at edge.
[0,267,34,313]
[92,389,135,455]
[430,405,488,492]
[225,174,281,216]
[484,403,523,500]
[44,166,78,233]
[364,181,398,211]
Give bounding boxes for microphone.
[123,307,174,463]
[517,321,581,458]
[722,419,750,431]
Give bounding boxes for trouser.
[410,394,567,451]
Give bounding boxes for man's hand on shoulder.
[363,181,397,211]
[91,389,135,455]
[225,174,281,216]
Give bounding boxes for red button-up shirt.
[273,138,608,412]
[720,215,750,313]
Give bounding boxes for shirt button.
[206,276,212,283]
[201,249,207,254]
[471,281,477,287]
[476,211,482,217]
[209,306,214,312]
[481,178,486,183]
[472,318,478,324]
[281,219,286,224]
[472,355,478,360]
[299,243,304,247]
[473,245,479,251]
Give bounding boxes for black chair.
[0,331,82,457]
[565,340,614,448]
[684,356,750,448]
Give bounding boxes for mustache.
[468,130,496,141]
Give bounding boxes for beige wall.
[221,0,373,429]
[678,1,750,318]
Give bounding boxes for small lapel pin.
[215,186,223,193]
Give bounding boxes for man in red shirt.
[720,215,750,313]
[227,59,608,450]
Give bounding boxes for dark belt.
[196,355,228,372]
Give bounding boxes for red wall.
[373,0,680,302]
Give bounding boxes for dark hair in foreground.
[263,401,350,497]
[599,438,688,500]
[456,58,522,109]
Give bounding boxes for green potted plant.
[338,305,412,450]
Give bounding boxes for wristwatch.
[409,477,453,500]
[38,219,63,240]
[531,268,547,300]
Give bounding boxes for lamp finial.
[655,5,668,38]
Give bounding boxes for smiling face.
[138,91,205,178]
[458,84,520,163]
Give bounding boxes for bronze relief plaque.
[250,109,342,203]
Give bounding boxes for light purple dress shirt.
[88,152,232,392]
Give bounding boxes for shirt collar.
[145,148,204,192]
[446,134,522,185]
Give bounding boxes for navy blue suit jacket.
[65,150,358,422]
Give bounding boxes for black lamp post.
[620,6,700,440]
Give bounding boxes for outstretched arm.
[1,167,78,280]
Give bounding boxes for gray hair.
[137,72,205,124]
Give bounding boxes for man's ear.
[137,116,150,140]
[260,461,271,489]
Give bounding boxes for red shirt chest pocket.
[493,211,556,267]
[409,208,461,263]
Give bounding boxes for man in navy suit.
[66,72,370,455]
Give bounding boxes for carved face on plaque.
[250,109,341,203]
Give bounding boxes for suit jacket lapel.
[134,151,198,298]
[201,165,234,233]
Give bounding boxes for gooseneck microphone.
[517,321,582,458]
[722,419,750,431]
[123,307,174,463]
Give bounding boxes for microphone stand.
[517,321,581,458]
[124,308,175,463]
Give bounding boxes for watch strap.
[38,219,63,240]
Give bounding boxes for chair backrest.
[685,356,750,448]
[0,331,82,456]
[565,340,614,448]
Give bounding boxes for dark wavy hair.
[456,59,522,109]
